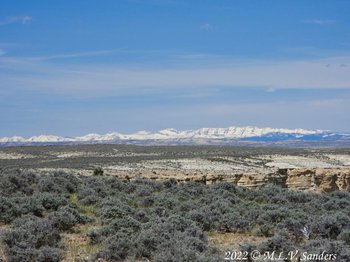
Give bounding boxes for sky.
[1,0,350,137]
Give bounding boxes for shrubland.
[0,170,349,261]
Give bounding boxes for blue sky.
[1,0,350,137]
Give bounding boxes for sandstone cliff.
[111,168,350,193]
[225,168,350,192]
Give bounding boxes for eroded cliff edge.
[235,168,350,192]
[111,168,350,193]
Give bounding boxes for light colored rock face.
[337,172,350,191]
[103,168,350,193]
[314,169,337,193]
[235,168,350,192]
[34,166,350,193]
[237,174,269,189]
[237,168,350,192]
[285,169,315,191]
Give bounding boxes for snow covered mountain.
[1,126,349,146]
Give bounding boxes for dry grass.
[0,224,9,262]
[62,194,103,262]
[0,244,8,262]
[207,231,267,252]
[61,227,103,262]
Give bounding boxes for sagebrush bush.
[1,217,62,262]
[338,230,350,245]
[1,169,350,262]
[36,193,68,211]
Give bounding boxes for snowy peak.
[0,136,26,143]
[75,132,125,142]
[0,126,348,146]
[26,135,71,143]
[172,126,323,139]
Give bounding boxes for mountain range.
[1,126,350,147]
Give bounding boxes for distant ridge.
[1,126,349,147]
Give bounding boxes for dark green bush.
[93,167,104,176]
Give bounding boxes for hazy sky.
[1,0,350,137]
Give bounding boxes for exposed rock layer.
[110,168,350,193]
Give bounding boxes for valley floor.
[1,145,350,192]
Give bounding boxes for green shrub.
[93,167,104,176]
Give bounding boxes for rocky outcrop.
[337,171,350,191]
[285,169,315,191]
[234,168,350,192]
[314,169,338,193]
[236,173,269,189]
[106,168,350,193]
[240,168,350,192]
